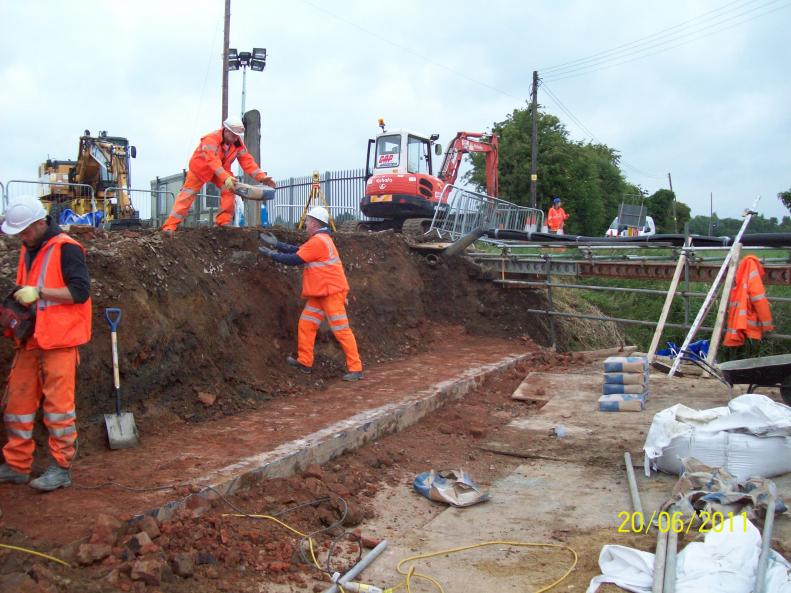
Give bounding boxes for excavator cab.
[366,130,436,179]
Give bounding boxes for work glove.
[258,246,275,258]
[14,286,39,305]
[259,232,278,249]
[258,175,276,188]
[224,176,236,191]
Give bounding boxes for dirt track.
[0,227,622,591]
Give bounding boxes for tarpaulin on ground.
[662,458,787,520]
[413,469,489,507]
[643,394,791,481]
[586,516,791,593]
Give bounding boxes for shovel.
[103,308,139,449]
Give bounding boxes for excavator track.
[401,218,432,243]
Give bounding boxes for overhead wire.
[542,0,790,81]
[539,80,665,180]
[541,0,760,74]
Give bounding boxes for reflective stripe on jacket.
[723,255,774,347]
[187,129,266,185]
[17,234,92,349]
[296,231,350,298]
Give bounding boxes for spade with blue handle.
[103,308,139,449]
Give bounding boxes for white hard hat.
[307,206,329,225]
[223,116,245,137]
[2,196,47,235]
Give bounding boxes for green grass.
[572,276,791,360]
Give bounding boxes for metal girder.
[468,256,791,285]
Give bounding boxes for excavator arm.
[437,131,499,197]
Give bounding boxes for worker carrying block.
[162,116,276,234]
[258,206,362,381]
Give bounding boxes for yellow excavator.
[39,130,140,227]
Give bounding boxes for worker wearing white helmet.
[0,196,91,492]
[258,207,363,381]
[162,116,277,234]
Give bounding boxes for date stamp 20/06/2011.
[617,511,749,535]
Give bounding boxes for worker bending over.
[258,207,363,381]
[0,196,91,491]
[162,116,275,234]
[547,196,569,234]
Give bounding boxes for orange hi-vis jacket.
[17,234,92,350]
[723,255,774,347]
[296,231,350,298]
[188,129,267,186]
[547,206,569,231]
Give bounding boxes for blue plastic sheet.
[58,208,104,227]
[657,339,709,359]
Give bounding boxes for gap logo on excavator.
[352,119,499,237]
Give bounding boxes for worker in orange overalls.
[162,116,276,234]
[547,197,569,234]
[258,207,363,381]
[0,196,91,491]
[723,255,774,347]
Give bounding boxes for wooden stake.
[706,243,741,366]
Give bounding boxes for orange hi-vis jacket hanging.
[17,234,92,350]
[296,232,349,298]
[723,255,774,347]
[188,129,267,185]
[547,207,568,231]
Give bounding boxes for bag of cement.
[598,393,645,412]
[413,469,489,507]
[603,383,648,395]
[603,371,648,385]
[643,394,791,481]
[234,182,276,201]
[603,356,648,373]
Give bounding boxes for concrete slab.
[353,351,791,592]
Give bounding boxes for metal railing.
[5,180,97,217]
[105,187,173,224]
[266,169,370,227]
[492,252,791,349]
[429,184,544,241]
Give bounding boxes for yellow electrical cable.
[0,543,71,567]
[395,540,578,593]
[223,514,577,593]
[223,513,347,592]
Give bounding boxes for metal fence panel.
[6,180,97,215]
[429,185,544,241]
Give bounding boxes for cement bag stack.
[598,356,649,412]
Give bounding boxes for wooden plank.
[647,239,690,364]
[707,243,742,366]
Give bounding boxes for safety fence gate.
[429,184,544,241]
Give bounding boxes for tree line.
[469,105,789,237]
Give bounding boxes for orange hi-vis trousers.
[162,170,237,230]
[3,347,79,474]
[298,292,362,372]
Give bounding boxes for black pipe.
[486,229,791,248]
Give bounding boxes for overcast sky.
[1,0,789,221]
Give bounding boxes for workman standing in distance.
[0,196,91,491]
[162,116,276,234]
[258,207,364,381]
[547,196,569,234]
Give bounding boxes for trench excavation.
[0,226,620,591]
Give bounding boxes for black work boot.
[286,356,312,374]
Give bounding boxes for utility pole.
[708,191,713,235]
[667,172,678,233]
[529,70,539,209]
[221,0,231,121]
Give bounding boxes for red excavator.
[346,120,499,236]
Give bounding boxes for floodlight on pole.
[228,47,267,120]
